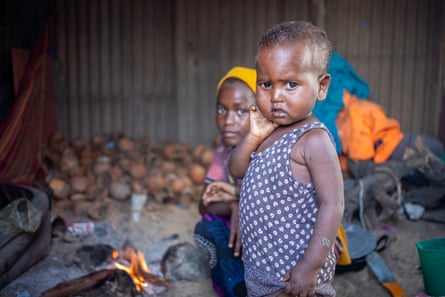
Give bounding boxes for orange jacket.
[336,90,404,163]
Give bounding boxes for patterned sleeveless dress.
[239,122,337,297]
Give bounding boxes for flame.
[113,248,150,291]
[113,245,170,292]
[112,249,119,259]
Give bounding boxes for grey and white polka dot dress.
[239,122,336,297]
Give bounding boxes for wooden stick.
[140,270,170,287]
[39,269,115,297]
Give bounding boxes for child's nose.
[271,88,283,102]
[224,111,236,124]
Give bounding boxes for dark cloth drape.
[0,19,56,189]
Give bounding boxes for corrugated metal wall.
[53,0,445,147]
[325,0,444,135]
[55,0,177,143]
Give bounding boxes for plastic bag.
[0,197,42,235]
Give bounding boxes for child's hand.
[202,181,238,206]
[279,260,318,297]
[228,202,242,257]
[248,105,278,141]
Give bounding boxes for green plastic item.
[416,238,445,297]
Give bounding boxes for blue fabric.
[194,215,246,297]
[313,51,370,152]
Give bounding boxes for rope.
[373,166,403,205]
[358,166,402,229]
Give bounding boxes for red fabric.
[0,19,57,188]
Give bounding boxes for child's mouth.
[271,108,287,118]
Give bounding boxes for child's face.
[255,44,330,126]
[216,81,256,147]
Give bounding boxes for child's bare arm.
[229,133,263,178]
[283,129,344,296]
[229,105,278,178]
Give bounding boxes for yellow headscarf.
[216,66,256,94]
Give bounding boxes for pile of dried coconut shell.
[43,132,215,219]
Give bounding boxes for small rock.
[160,242,210,281]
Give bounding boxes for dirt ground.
[1,197,444,297]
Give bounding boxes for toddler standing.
[229,21,344,297]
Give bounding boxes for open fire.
[39,243,169,297]
[112,244,170,292]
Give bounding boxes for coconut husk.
[129,160,148,179]
[199,147,215,167]
[91,135,107,152]
[188,163,206,185]
[60,149,79,174]
[70,137,87,157]
[49,178,70,200]
[170,176,193,194]
[117,137,136,153]
[146,174,167,195]
[48,132,66,154]
[79,148,95,168]
[109,180,131,200]
[93,156,112,175]
[70,175,91,193]
[131,180,147,194]
[70,193,87,201]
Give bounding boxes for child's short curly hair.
[256,21,332,74]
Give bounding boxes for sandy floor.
[1,198,444,297]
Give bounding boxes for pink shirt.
[205,139,241,186]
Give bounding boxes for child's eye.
[217,106,227,115]
[259,82,271,89]
[236,108,249,116]
[287,81,298,88]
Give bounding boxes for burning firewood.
[40,241,170,297]
[114,240,170,289]
[39,269,115,297]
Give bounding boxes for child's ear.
[317,73,331,101]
